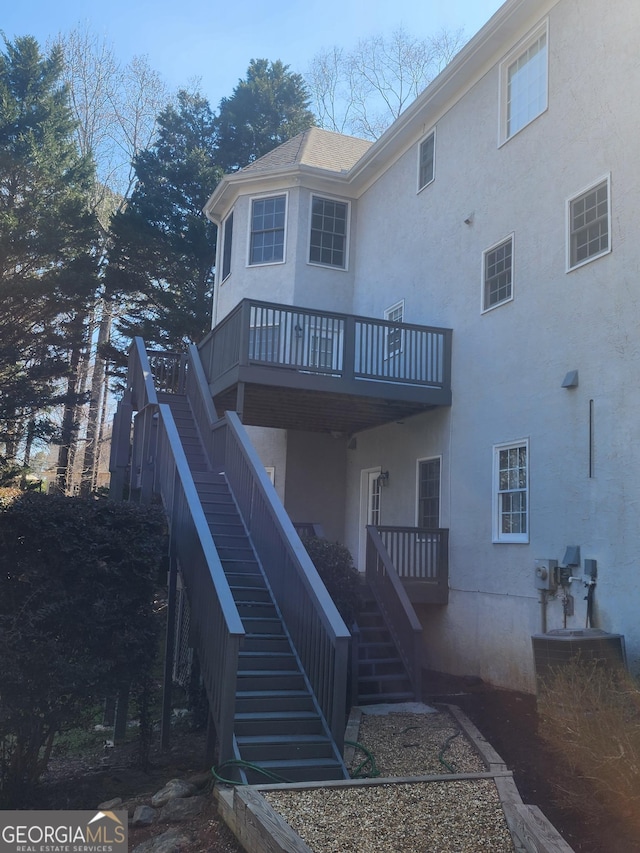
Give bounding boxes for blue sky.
[3,0,504,107]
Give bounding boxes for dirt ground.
[32,676,639,853]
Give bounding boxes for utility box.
[534,558,558,590]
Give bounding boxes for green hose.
[345,739,381,778]
[438,729,461,773]
[212,759,291,786]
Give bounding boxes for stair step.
[208,522,246,536]
[238,651,296,669]
[358,643,398,660]
[236,602,279,619]
[358,691,415,705]
[235,690,315,714]
[231,586,271,603]
[236,735,335,762]
[242,634,292,654]
[237,671,306,691]
[228,574,267,590]
[357,659,406,677]
[216,545,255,560]
[242,758,345,784]
[241,617,285,635]
[222,560,262,574]
[234,710,324,737]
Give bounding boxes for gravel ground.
[263,705,516,853]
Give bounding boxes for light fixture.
[377,470,389,486]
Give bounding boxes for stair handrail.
[365,525,423,698]
[123,339,244,767]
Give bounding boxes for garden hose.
[211,759,291,786]
[438,729,461,773]
[346,739,381,778]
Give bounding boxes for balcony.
[198,300,452,434]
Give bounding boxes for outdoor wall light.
[377,470,390,486]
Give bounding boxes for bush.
[0,492,166,805]
[301,536,361,624]
[537,659,640,836]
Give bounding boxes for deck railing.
[366,526,424,698]
[198,299,451,390]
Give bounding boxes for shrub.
[537,659,640,836]
[0,492,166,805]
[301,536,361,624]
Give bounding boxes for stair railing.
[365,525,423,698]
[183,342,351,750]
[124,339,244,767]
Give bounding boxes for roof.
[240,127,373,175]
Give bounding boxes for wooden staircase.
[355,590,416,705]
[166,395,347,783]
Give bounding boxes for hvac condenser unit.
[531,628,626,692]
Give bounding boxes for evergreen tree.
[0,36,98,464]
[215,59,316,173]
[106,90,220,350]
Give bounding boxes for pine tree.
[215,59,316,172]
[0,36,98,466]
[106,90,220,350]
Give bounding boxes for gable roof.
[240,127,373,175]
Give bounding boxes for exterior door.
[358,468,382,571]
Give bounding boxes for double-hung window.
[418,458,441,529]
[221,211,233,281]
[384,301,404,358]
[500,23,548,142]
[568,177,610,270]
[309,196,348,268]
[249,194,286,265]
[483,236,513,311]
[418,131,435,190]
[493,440,529,543]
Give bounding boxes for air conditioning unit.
[531,628,626,692]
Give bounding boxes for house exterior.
[201,0,640,694]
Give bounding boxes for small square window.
[493,440,528,543]
[568,178,610,270]
[483,236,513,311]
[249,195,286,265]
[418,131,435,190]
[500,24,548,143]
[309,196,348,268]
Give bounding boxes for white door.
[358,468,382,571]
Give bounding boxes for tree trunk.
[81,298,112,497]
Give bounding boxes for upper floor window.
[500,23,548,142]
[493,440,529,543]
[567,177,610,270]
[221,211,233,281]
[417,457,441,528]
[483,235,513,312]
[418,131,435,191]
[249,194,286,265]
[309,196,348,268]
[384,300,404,358]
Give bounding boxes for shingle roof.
[240,127,373,175]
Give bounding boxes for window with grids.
[309,196,348,268]
[249,195,286,264]
[502,26,548,141]
[493,441,528,543]
[221,211,233,281]
[418,131,435,190]
[418,458,441,528]
[483,236,513,310]
[384,301,404,357]
[569,179,610,269]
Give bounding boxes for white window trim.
[220,209,234,284]
[246,191,288,267]
[498,20,549,147]
[384,299,405,359]
[417,128,436,193]
[306,193,350,271]
[415,455,442,528]
[565,174,612,272]
[492,438,529,544]
[481,233,515,314]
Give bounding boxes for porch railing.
[377,526,449,602]
[198,299,451,390]
[366,525,423,698]
[182,343,351,752]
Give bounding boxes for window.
[568,178,610,270]
[418,458,441,528]
[483,236,513,311]
[501,24,548,142]
[309,196,348,268]
[249,195,286,265]
[310,333,334,370]
[221,211,233,281]
[384,301,404,358]
[418,131,435,190]
[249,325,280,362]
[493,441,528,543]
